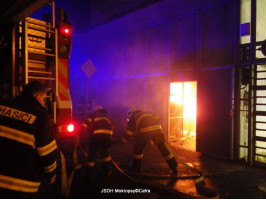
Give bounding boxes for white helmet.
[127,107,136,119]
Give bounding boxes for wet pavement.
[39,136,266,199]
[168,146,266,199]
[110,139,266,199]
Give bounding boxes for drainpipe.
[248,0,256,166]
[233,0,241,161]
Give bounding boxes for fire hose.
[58,135,218,198]
[165,144,218,197]
[59,135,87,197]
[111,144,218,197]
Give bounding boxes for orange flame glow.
[170,81,197,138]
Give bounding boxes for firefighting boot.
[85,162,95,181]
[166,157,178,175]
[131,158,142,174]
[102,161,112,177]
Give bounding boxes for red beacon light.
[62,27,71,37]
[64,28,70,34]
[57,123,75,138]
[66,123,74,133]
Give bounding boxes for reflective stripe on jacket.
[85,112,113,135]
[0,95,58,193]
[126,110,162,137]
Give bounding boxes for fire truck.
[0,1,74,138]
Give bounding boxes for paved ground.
[110,139,266,198]
[38,136,266,199]
[38,137,182,199]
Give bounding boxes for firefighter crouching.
[0,81,58,198]
[82,106,114,179]
[119,108,178,175]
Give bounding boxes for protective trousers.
[133,131,178,173]
[86,134,112,178]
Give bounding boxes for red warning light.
[64,28,69,34]
[66,123,74,132]
[61,27,71,37]
[58,22,72,58]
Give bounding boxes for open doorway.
[168,81,197,151]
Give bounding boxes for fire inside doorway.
[169,81,197,151]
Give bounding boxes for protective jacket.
[83,111,114,136]
[122,110,177,174]
[123,110,161,142]
[0,94,58,193]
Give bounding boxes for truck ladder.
[18,1,58,123]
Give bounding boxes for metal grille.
[254,64,266,164]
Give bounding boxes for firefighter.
[82,106,114,178]
[120,108,178,175]
[0,81,58,198]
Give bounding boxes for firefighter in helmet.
[82,106,114,178]
[0,81,58,198]
[120,108,178,175]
